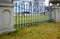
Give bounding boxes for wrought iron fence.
[14,1,50,27]
[14,13,50,27]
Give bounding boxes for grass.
[0,22,60,39]
[14,14,49,24]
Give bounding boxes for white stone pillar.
[51,6,60,22]
[0,0,15,34]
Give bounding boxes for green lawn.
[14,14,49,24]
[0,22,60,39]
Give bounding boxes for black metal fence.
[14,13,50,27]
[14,1,50,27]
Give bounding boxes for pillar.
[51,6,60,22]
[0,0,15,34]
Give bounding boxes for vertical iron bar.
[14,3,17,26]
[18,3,20,27]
